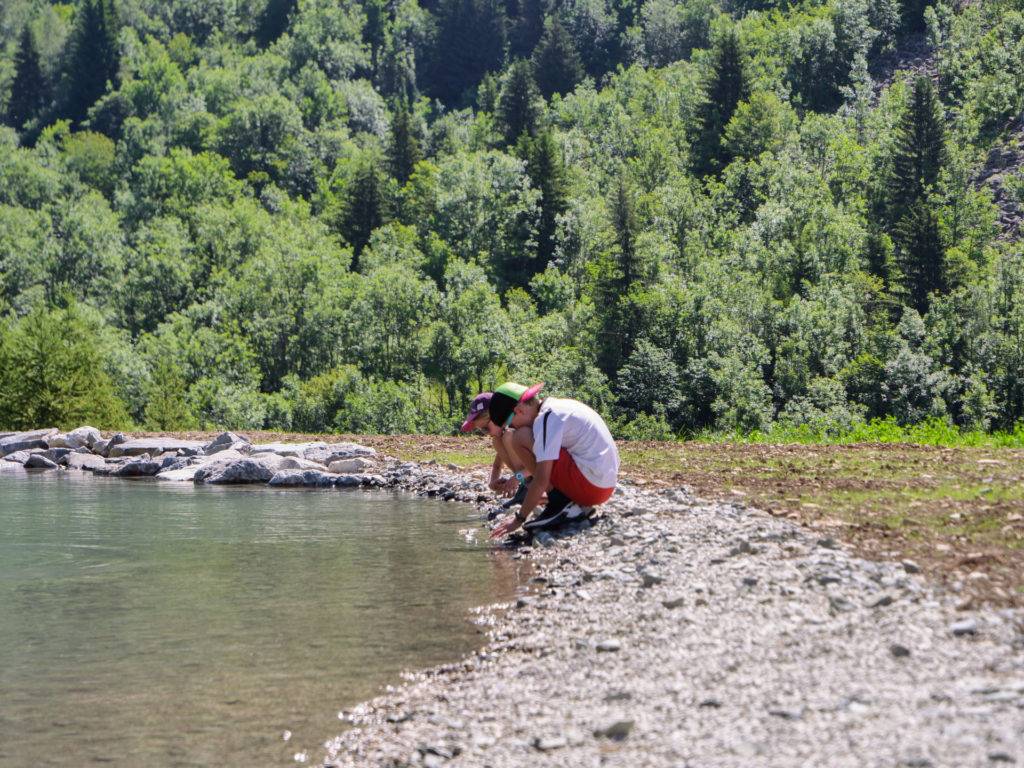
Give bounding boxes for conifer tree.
[516,129,568,267]
[886,76,948,224]
[691,28,750,178]
[509,0,547,58]
[497,59,542,144]
[255,0,298,47]
[531,15,584,99]
[387,100,423,182]
[893,200,947,314]
[429,0,506,105]
[63,0,120,129]
[593,173,655,377]
[6,25,48,134]
[340,162,391,270]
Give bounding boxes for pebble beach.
[323,466,1024,768]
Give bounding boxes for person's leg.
[503,425,536,477]
[493,430,526,475]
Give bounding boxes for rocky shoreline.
[4,427,1024,767]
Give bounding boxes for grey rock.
[829,596,856,613]
[304,442,377,464]
[24,454,59,469]
[205,431,252,456]
[902,559,921,574]
[100,432,129,457]
[988,752,1016,763]
[279,456,327,471]
[662,596,686,609]
[868,594,895,608]
[108,438,206,459]
[596,638,621,652]
[890,643,912,657]
[593,719,634,739]
[111,460,162,477]
[334,474,364,487]
[41,448,72,463]
[67,453,109,472]
[951,619,979,636]
[328,457,376,474]
[640,567,664,587]
[268,469,335,487]
[533,735,567,751]
[194,459,275,484]
[0,428,59,456]
[3,450,32,464]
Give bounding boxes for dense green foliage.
[1,0,1023,437]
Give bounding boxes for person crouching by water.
[461,392,533,515]
[488,381,619,538]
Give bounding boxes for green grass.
[697,416,1024,448]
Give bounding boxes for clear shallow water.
[0,470,527,767]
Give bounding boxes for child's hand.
[489,514,523,539]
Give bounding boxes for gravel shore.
[321,462,1024,768]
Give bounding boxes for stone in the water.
[108,438,206,459]
[194,459,275,484]
[24,454,59,470]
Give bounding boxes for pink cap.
[460,392,493,432]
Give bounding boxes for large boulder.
[268,469,337,487]
[327,457,375,474]
[108,438,206,459]
[155,465,202,482]
[0,428,59,457]
[24,454,59,470]
[304,442,377,464]
[279,456,328,471]
[111,459,162,477]
[194,458,277,484]
[48,426,102,450]
[205,431,252,456]
[66,453,108,472]
[249,441,326,458]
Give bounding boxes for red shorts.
[550,448,615,507]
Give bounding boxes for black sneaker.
[523,489,571,531]
[500,478,531,509]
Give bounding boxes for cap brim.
[461,415,481,432]
[519,382,544,403]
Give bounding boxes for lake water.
[0,470,527,767]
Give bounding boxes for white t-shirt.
[532,398,619,489]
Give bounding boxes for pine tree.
[255,0,298,47]
[886,76,948,224]
[496,59,542,144]
[531,15,584,99]
[593,174,656,377]
[339,162,391,270]
[429,0,506,106]
[516,129,568,268]
[386,100,422,182]
[6,25,48,134]
[63,0,120,129]
[691,28,751,178]
[894,200,947,315]
[509,0,547,57]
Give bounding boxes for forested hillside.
[1,0,1023,437]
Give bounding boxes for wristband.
[515,471,525,483]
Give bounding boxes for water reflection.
[0,472,526,767]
